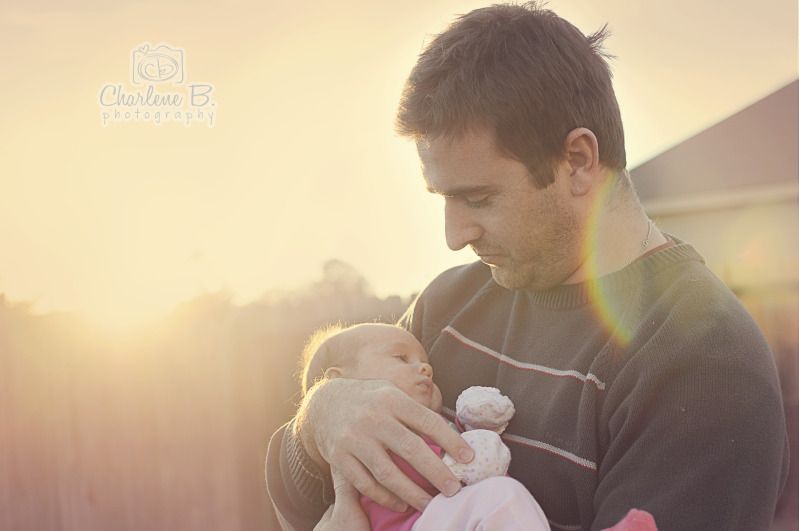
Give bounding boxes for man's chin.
[489,266,527,289]
[489,265,550,291]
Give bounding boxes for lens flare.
[581,177,635,348]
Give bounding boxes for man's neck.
[562,188,668,285]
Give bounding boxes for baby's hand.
[455,386,515,434]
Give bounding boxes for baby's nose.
[418,362,433,377]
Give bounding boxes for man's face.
[419,128,583,291]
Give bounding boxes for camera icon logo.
[131,43,184,84]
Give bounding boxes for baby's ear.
[324,367,344,380]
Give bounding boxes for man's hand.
[298,378,474,512]
[313,469,370,531]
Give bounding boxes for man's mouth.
[477,254,503,266]
[473,246,504,265]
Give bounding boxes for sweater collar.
[520,238,705,309]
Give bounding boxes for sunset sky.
[1,0,797,327]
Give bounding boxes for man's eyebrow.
[425,184,495,197]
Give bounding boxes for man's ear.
[562,127,600,197]
[324,367,344,380]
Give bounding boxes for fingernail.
[459,448,474,462]
[444,479,461,496]
[393,501,408,513]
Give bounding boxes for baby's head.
[300,323,443,411]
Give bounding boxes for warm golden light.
[0,0,795,327]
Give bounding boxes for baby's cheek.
[431,385,444,412]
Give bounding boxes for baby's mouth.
[416,380,434,397]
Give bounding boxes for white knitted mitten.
[455,386,515,434]
[442,429,511,485]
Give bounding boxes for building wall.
[648,195,799,290]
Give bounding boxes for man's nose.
[444,200,483,251]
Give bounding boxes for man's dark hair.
[396,2,626,188]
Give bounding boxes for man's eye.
[464,195,492,208]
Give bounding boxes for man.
[266,3,789,530]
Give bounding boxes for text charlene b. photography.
[98,42,216,127]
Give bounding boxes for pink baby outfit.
[360,444,552,531]
[364,474,655,531]
[359,438,443,531]
[359,389,551,531]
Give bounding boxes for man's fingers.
[330,468,359,502]
[384,423,463,498]
[403,403,474,462]
[357,441,436,512]
[328,467,372,531]
[337,453,408,513]
[393,401,474,496]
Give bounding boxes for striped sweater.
[266,241,789,530]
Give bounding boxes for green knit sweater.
[266,241,789,530]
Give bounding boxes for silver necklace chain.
[641,220,654,250]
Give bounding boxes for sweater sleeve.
[592,294,790,530]
[265,419,335,530]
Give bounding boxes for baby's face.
[344,324,443,411]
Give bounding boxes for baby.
[300,322,552,531]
